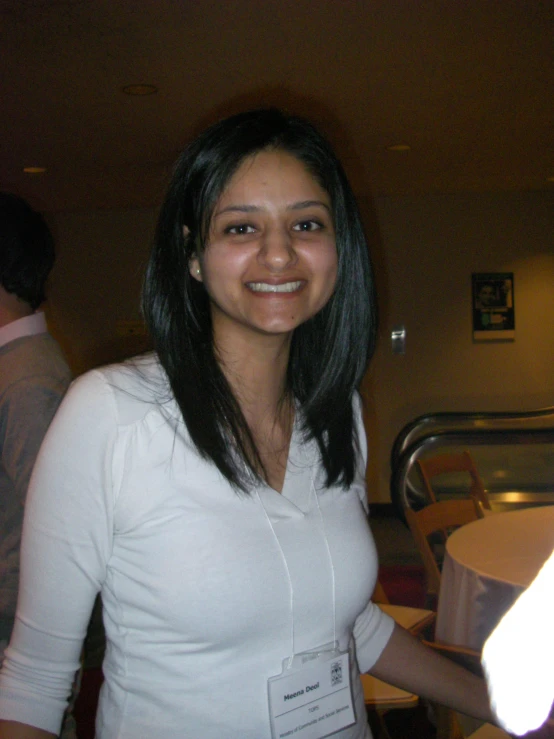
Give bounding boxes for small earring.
[196,268,201,276]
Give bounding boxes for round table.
[435,505,554,650]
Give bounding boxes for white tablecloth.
[436,506,554,650]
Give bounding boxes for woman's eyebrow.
[288,200,331,213]
[214,200,331,219]
[213,204,260,218]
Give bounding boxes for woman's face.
[189,149,338,345]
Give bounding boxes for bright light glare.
[482,547,554,734]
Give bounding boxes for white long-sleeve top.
[0,355,394,738]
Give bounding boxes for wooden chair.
[417,450,491,512]
[360,672,419,739]
[422,640,512,739]
[405,498,483,601]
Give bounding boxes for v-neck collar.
[259,417,319,517]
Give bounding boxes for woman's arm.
[0,720,55,739]
[0,371,116,733]
[367,623,493,722]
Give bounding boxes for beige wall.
[45,208,157,375]
[362,191,554,501]
[44,191,554,500]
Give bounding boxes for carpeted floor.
[378,564,427,609]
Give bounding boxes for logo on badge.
[330,661,343,687]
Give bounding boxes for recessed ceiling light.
[386,144,411,152]
[122,84,158,96]
[23,166,47,174]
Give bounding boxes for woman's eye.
[293,220,322,232]
[225,224,255,235]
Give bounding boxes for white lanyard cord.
[312,477,337,647]
[256,470,337,667]
[256,490,296,664]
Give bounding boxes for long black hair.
[142,108,376,491]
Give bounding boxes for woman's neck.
[215,331,291,425]
[0,286,34,328]
[214,328,295,492]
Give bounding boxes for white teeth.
[248,281,302,293]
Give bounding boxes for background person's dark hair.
[0,193,55,311]
[142,108,377,491]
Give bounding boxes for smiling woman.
[143,108,376,493]
[0,109,493,739]
[190,149,338,347]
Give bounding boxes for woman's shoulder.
[66,352,170,426]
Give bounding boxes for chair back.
[422,640,483,676]
[405,498,483,596]
[417,451,491,511]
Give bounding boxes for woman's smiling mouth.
[246,281,303,293]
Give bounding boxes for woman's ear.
[184,226,203,282]
[189,254,202,282]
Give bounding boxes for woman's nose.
[258,226,297,271]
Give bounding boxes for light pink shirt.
[0,313,48,350]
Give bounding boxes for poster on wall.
[472,272,515,341]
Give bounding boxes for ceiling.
[1,0,553,212]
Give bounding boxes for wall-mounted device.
[391,325,406,355]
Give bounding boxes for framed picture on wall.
[472,272,515,341]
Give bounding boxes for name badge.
[268,644,356,739]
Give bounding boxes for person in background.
[0,110,495,738]
[0,194,74,738]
